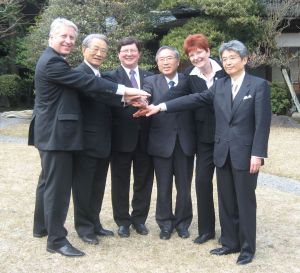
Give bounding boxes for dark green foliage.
[22,0,160,71]
[159,0,264,60]
[160,17,226,59]
[269,82,292,115]
[0,74,21,97]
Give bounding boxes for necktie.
[129,70,139,89]
[232,84,238,100]
[95,70,101,77]
[168,80,175,89]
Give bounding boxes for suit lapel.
[118,66,132,87]
[221,78,232,122]
[81,62,94,75]
[139,68,148,87]
[230,74,251,119]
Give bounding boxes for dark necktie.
[168,80,175,89]
[129,70,139,89]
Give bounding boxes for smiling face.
[188,48,210,70]
[118,43,140,69]
[83,38,108,68]
[156,48,179,79]
[49,25,76,56]
[221,49,247,80]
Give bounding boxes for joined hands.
[132,103,161,118]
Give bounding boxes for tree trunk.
[281,68,300,113]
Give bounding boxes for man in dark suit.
[142,46,196,240]
[29,18,149,257]
[104,37,154,238]
[140,40,271,264]
[72,34,118,246]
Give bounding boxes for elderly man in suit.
[142,46,196,240]
[29,18,149,257]
[72,34,118,246]
[138,40,271,264]
[104,37,154,238]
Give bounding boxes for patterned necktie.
[129,70,139,89]
[168,80,175,89]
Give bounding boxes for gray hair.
[219,40,248,59]
[82,34,108,48]
[155,46,180,62]
[49,17,79,39]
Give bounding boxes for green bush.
[269,82,292,115]
[0,74,21,97]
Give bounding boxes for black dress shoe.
[159,230,171,240]
[210,247,240,255]
[194,232,215,244]
[95,227,114,237]
[177,229,190,239]
[132,223,149,235]
[47,243,85,257]
[33,229,48,238]
[79,234,99,245]
[118,225,130,238]
[236,253,254,265]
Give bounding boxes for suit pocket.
[57,114,80,133]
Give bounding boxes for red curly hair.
[183,34,209,56]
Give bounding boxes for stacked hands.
[129,97,161,118]
[132,103,161,117]
[123,87,160,117]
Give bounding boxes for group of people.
[29,17,272,266]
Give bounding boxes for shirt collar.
[189,58,222,77]
[84,60,100,76]
[231,70,246,87]
[165,73,179,86]
[121,65,139,77]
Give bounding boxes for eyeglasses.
[119,49,139,54]
[89,47,108,54]
[157,56,176,63]
[221,55,241,63]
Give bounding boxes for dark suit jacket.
[166,73,271,170]
[103,66,153,152]
[144,73,196,158]
[185,65,226,144]
[29,47,119,151]
[75,62,122,158]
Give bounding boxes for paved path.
[0,115,30,143]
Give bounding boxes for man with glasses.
[72,34,118,246]
[29,18,149,257]
[104,37,154,238]
[140,46,196,240]
[137,40,271,264]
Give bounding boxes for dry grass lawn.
[0,124,299,273]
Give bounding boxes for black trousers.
[34,150,74,248]
[111,141,154,227]
[195,142,216,235]
[72,154,109,236]
[153,139,194,232]
[216,155,258,255]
